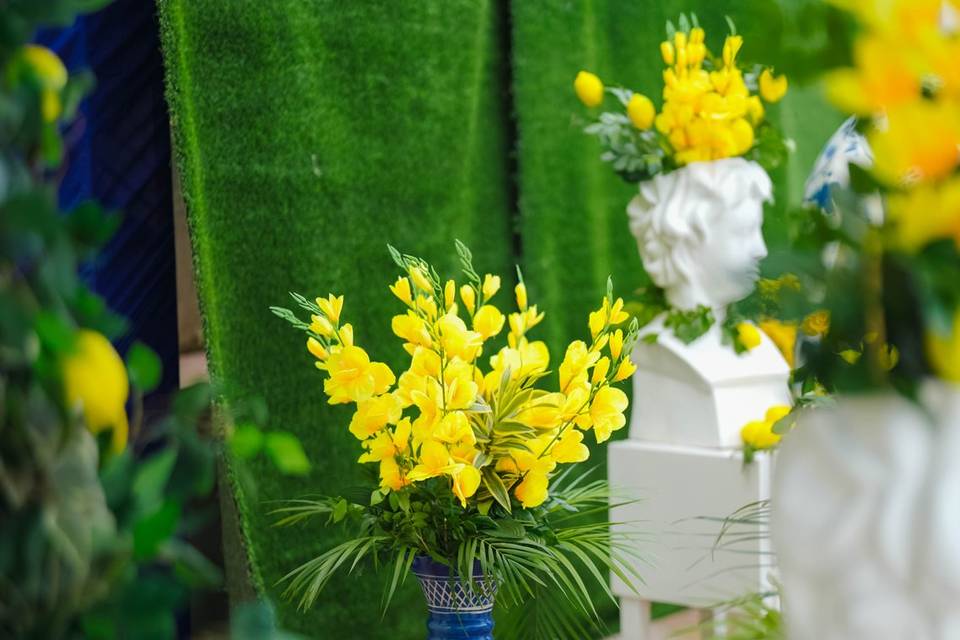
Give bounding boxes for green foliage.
[273,468,645,640]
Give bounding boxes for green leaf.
[134,500,181,560]
[34,311,74,353]
[173,383,211,421]
[132,448,178,514]
[264,431,311,476]
[127,341,162,393]
[482,468,512,513]
[370,489,385,506]
[332,499,348,523]
[230,423,265,459]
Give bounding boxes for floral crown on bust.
[575,15,791,183]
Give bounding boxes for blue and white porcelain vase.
[411,556,498,640]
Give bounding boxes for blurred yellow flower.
[870,101,960,186]
[740,404,791,450]
[801,310,830,337]
[482,274,501,299]
[515,471,549,508]
[514,281,528,311]
[62,329,129,453]
[736,322,762,350]
[760,319,797,369]
[759,69,788,103]
[927,309,960,381]
[887,177,960,251]
[22,44,67,121]
[627,93,656,129]
[574,70,604,107]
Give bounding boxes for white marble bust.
[625,158,790,447]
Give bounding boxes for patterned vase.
[411,555,498,640]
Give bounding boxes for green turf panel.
[157,1,514,636]
[509,0,843,632]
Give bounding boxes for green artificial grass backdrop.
[158,0,843,637]
[158,1,514,637]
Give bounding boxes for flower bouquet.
[574,15,792,349]
[270,242,644,639]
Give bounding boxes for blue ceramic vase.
[411,555,497,640]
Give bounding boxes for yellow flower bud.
[612,358,637,382]
[408,265,433,292]
[473,305,505,340]
[515,281,528,311]
[460,285,476,314]
[444,280,456,310]
[592,357,611,385]
[482,274,501,299]
[609,329,624,360]
[316,294,344,324]
[746,95,765,124]
[627,93,656,130]
[310,314,335,337]
[690,27,705,44]
[722,35,743,68]
[660,41,675,65]
[737,322,762,351]
[574,70,604,107]
[389,276,413,306]
[307,337,329,360]
[339,323,354,346]
[759,69,788,103]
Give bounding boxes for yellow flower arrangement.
[577,16,789,181]
[274,243,639,511]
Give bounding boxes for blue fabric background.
[37,0,178,392]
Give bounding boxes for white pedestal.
[610,440,775,638]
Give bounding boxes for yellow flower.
[927,309,960,382]
[559,340,599,391]
[407,441,459,482]
[460,285,476,315]
[886,177,960,251]
[339,323,354,346]
[740,420,781,449]
[627,93,656,130]
[444,280,456,310]
[514,471,549,508]
[870,101,960,186]
[315,294,344,324]
[839,348,862,364]
[482,274,501,299]
[758,69,788,103]
[736,322,762,351]
[608,329,624,360]
[801,310,831,337]
[390,276,413,306]
[22,45,67,121]
[660,41,675,65]
[306,337,328,360]
[730,118,754,154]
[358,417,411,462]
[409,265,433,292]
[473,304,505,340]
[391,312,433,348]
[759,319,797,369]
[310,314,334,338]
[589,386,629,443]
[349,393,403,440]
[451,465,481,507]
[550,429,590,464]
[591,357,610,385]
[574,70,604,107]
[322,345,395,404]
[61,329,129,453]
[612,358,637,382]
[379,456,409,492]
[878,343,900,371]
[434,412,475,445]
[765,404,791,424]
[824,35,919,115]
[515,282,528,311]
[437,313,484,362]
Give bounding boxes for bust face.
[627,157,773,311]
[678,191,768,310]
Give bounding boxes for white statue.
[772,382,960,640]
[624,157,790,448]
[611,158,790,639]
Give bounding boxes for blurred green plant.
[0,2,308,637]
